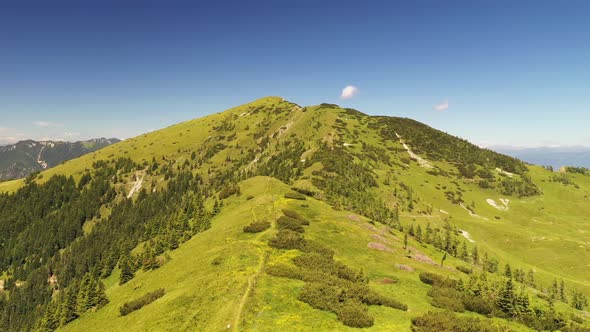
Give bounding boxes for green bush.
[419,272,446,286]
[284,192,307,200]
[411,310,506,332]
[266,263,303,280]
[281,209,310,225]
[243,221,271,233]
[301,239,334,257]
[290,187,317,197]
[120,288,165,316]
[428,286,465,312]
[277,216,305,233]
[338,300,374,328]
[268,229,306,250]
[456,265,473,274]
[298,282,341,312]
[462,294,495,315]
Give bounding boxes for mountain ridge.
[0,97,588,331]
[0,137,120,181]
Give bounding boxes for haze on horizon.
[1,0,589,148]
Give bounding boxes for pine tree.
[59,284,79,325]
[559,280,567,303]
[119,255,135,285]
[459,241,469,261]
[472,246,479,265]
[415,225,422,242]
[497,278,516,316]
[440,252,447,267]
[76,273,92,315]
[504,263,512,279]
[526,269,536,288]
[549,278,559,301]
[403,233,408,250]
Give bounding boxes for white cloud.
[433,99,449,111]
[64,132,80,138]
[340,85,358,99]
[34,121,64,128]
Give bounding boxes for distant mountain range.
[0,138,120,181]
[490,146,590,170]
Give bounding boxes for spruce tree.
[119,255,135,285]
[497,278,516,316]
[504,263,512,279]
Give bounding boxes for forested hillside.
[0,97,588,331]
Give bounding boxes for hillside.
[0,138,120,181]
[0,97,588,332]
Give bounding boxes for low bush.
[456,265,473,274]
[277,216,305,233]
[284,192,307,200]
[268,229,306,250]
[243,221,271,233]
[301,239,334,258]
[411,310,506,332]
[419,272,446,286]
[281,209,309,225]
[291,187,317,197]
[266,263,302,280]
[338,300,374,328]
[120,288,165,316]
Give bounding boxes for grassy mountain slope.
[1,97,589,331]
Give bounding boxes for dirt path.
[127,174,144,198]
[232,177,275,331]
[395,133,433,168]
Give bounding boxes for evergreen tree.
[559,280,567,303]
[471,246,479,265]
[403,233,408,250]
[504,263,512,279]
[119,255,135,285]
[497,278,516,316]
[526,269,535,288]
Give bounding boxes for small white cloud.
[34,121,64,127]
[433,99,449,111]
[64,132,80,138]
[340,85,359,99]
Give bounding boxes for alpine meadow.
[0,97,589,331]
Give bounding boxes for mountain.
[0,97,588,332]
[491,146,590,170]
[0,138,120,181]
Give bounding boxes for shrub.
[219,185,240,199]
[284,192,307,200]
[462,294,495,315]
[291,187,317,197]
[266,263,303,280]
[456,265,473,274]
[301,239,334,258]
[431,295,465,313]
[120,288,165,316]
[338,300,374,328]
[298,282,341,312]
[282,209,309,225]
[419,272,446,286]
[268,230,305,250]
[428,286,465,312]
[243,221,271,233]
[411,310,506,332]
[277,217,305,233]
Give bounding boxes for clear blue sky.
[1,0,589,147]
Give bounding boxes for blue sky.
[1,1,589,147]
